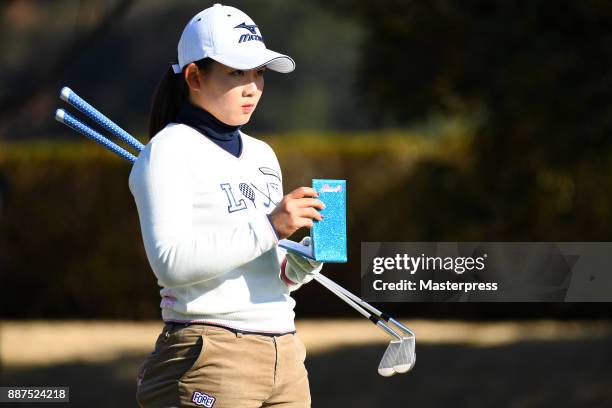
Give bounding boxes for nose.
[243,80,258,97]
[242,71,262,96]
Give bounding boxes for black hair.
[148,58,214,140]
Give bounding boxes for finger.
[288,187,319,199]
[295,198,325,210]
[297,218,314,229]
[297,207,323,221]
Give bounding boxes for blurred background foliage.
[0,0,368,137]
[1,0,611,319]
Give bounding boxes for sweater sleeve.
[128,136,278,288]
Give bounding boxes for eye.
[230,70,245,77]
[257,68,266,76]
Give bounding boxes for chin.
[232,114,252,126]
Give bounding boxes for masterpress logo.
[360,242,607,302]
[371,253,488,275]
[368,251,496,295]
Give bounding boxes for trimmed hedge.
[1,134,611,320]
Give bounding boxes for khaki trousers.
[136,323,310,407]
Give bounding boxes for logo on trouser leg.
[192,391,216,407]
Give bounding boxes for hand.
[284,236,324,285]
[269,187,325,240]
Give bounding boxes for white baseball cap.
[172,3,295,74]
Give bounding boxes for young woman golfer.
[130,4,325,407]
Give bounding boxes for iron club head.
[393,336,416,374]
[378,339,401,377]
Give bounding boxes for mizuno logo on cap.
[234,22,258,34]
[234,22,263,43]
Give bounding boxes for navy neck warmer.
[175,101,243,158]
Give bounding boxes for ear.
[184,63,202,91]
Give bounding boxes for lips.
[241,104,255,113]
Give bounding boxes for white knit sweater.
[128,123,302,333]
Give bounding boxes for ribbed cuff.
[280,257,298,286]
[266,213,280,242]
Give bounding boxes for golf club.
[314,274,415,374]
[55,109,138,162]
[317,274,415,337]
[60,87,145,152]
[313,275,415,375]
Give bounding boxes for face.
[184,60,265,126]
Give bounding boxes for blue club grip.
[60,87,144,152]
[55,109,137,163]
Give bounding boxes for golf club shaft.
[313,274,402,341]
[55,109,137,163]
[60,87,145,152]
[316,273,414,337]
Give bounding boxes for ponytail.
[148,63,187,140]
[148,58,214,140]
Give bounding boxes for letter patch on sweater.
[220,183,247,213]
[192,391,215,407]
[221,180,281,212]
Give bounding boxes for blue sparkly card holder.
[279,179,347,263]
